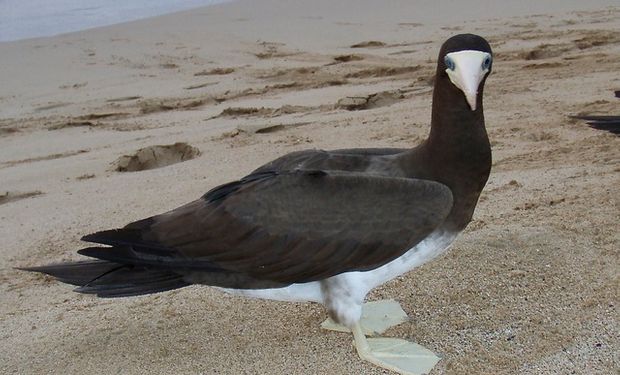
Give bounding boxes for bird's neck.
[426,79,490,163]
[417,80,492,230]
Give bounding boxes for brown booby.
[571,90,620,135]
[21,34,493,374]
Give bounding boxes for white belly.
[218,229,457,305]
[356,229,457,291]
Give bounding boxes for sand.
[1,1,619,374]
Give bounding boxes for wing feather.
[82,170,453,286]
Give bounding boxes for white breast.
[356,229,457,291]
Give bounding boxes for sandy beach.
[1,1,619,374]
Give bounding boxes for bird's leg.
[321,299,408,335]
[320,299,440,374]
[351,321,441,375]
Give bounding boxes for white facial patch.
[444,50,491,111]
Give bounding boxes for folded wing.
[80,170,454,287]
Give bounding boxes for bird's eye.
[482,55,492,70]
[444,56,455,71]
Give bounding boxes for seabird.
[570,90,620,135]
[21,34,493,374]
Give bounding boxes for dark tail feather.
[18,260,122,286]
[571,115,620,135]
[18,260,190,298]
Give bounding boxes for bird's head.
[437,34,493,111]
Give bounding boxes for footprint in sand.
[194,67,235,76]
[522,62,565,70]
[0,127,19,135]
[3,149,89,167]
[345,65,421,79]
[332,54,364,63]
[34,102,71,112]
[114,143,201,172]
[336,90,406,111]
[350,41,386,48]
[59,82,87,89]
[573,30,620,49]
[138,97,214,114]
[0,191,44,205]
[106,96,142,103]
[184,82,219,90]
[209,105,313,120]
[520,44,572,60]
[254,41,296,59]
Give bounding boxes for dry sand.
[1,1,619,374]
